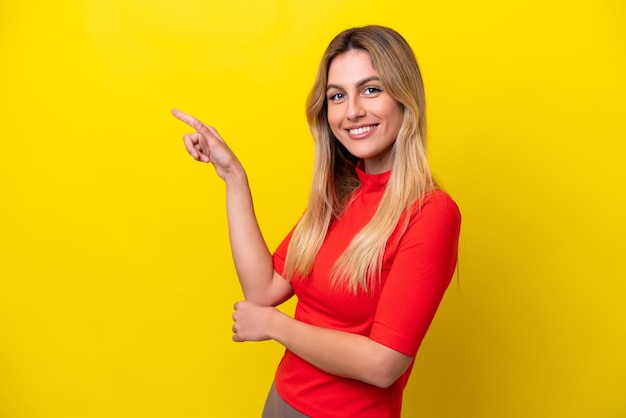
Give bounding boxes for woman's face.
[326,49,404,174]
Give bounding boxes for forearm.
[173,109,290,304]
[223,165,274,302]
[268,311,412,388]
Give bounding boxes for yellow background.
[1,1,625,417]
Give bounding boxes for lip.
[344,124,379,140]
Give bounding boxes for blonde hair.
[283,25,435,293]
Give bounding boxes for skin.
[171,54,413,387]
[326,49,404,174]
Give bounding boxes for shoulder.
[386,189,461,271]
[413,189,461,223]
[392,189,462,247]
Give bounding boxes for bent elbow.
[369,372,401,389]
[363,365,406,389]
[363,350,413,388]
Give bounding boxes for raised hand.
[171,108,241,180]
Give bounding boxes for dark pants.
[262,381,309,418]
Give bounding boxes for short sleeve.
[369,191,461,356]
[272,225,296,277]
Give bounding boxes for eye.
[327,92,346,102]
[363,87,381,96]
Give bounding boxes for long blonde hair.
[283,25,435,293]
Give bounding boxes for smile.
[348,125,377,135]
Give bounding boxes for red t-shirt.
[272,166,461,418]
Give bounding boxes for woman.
[173,25,461,418]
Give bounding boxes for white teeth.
[349,125,374,135]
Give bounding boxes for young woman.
[173,25,461,418]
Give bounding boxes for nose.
[347,97,365,120]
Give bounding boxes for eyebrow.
[326,76,381,91]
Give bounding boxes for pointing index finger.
[171,108,201,129]
[172,108,217,139]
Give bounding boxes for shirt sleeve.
[369,191,461,357]
[272,225,296,277]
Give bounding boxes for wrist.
[267,308,287,341]
[222,162,247,187]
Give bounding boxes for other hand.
[232,300,279,342]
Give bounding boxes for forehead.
[327,49,378,85]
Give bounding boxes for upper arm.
[370,194,461,358]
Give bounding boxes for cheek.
[327,107,341,126]
[385,104,404,134]
[326,109,343,135]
